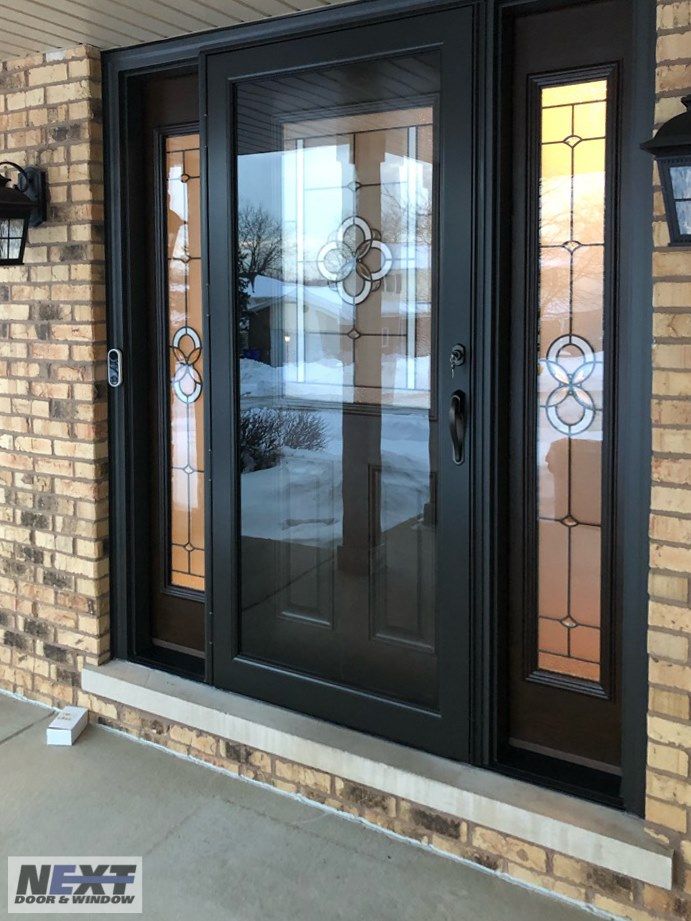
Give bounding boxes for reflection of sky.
[171,416,202,511]
[238,144,432,268]
[168,165,188,253]
[239,152,283,221]
[168,165,190,329]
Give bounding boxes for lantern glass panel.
[670,163,691,198]
[677,201,691,236]
[0,217,27,261]
[670,163,691,236]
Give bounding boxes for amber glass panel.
[165,134,205,593]
[536,79,608,682]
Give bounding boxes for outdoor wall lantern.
[642,95,691,246]
[0,160,47,266]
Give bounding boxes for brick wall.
[0,47,109,703]
[0,6,690,918]
[646,0,691,910]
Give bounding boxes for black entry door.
[205,8,474,758]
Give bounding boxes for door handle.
[449,390,466,466]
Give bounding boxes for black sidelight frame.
[484,0,655,814]
[103,0,654,813]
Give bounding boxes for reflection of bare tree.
[380,187,433,245]
[236,205,285,343]
[238,204,283,290]
[538,175,604,337]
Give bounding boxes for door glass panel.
[165,133,205,593]
[536,79,608,682]
[235,54,440,706]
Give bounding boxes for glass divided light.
[536,79,609,683]
[670,162,691,236]
[165,133,205,593]
[0,217,25,261]
[235,54,441,705]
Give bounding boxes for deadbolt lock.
[449,343,466,378]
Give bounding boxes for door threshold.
[81,659,671,890]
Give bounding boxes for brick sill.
[82,660,672,889]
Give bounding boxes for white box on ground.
[46,706,88,746]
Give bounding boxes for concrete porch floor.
[0,693,597,921]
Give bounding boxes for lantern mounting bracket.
[0,160,47,228]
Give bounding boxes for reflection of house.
[244,250,432,408]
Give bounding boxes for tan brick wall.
[646,1,691,912]
[0,7,690,918]
[0,47,109,704]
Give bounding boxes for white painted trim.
[82,660,673,889]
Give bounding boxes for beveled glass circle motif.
[171,325,203,405]
[544,334,596,435]
[317,215,393,305]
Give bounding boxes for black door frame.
[103,0,654,812]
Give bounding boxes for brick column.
[0,46,108,706]
[645,0,691,914]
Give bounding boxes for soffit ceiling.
[0,0,340,61]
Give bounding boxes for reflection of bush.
[240,408,327,472]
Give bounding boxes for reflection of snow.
[241,358,280,397]
[240,357,431,403]
[245,275,343,317]
[241,406,431,546]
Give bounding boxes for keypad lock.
[107,348,123,388]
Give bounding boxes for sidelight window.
[535,77,612,685]
[164,133,206,595]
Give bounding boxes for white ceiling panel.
[0,0,338,61]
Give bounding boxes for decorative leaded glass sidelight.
[165,134,205,593]
[535,78,610,683]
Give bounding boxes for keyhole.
[450,344,465,378]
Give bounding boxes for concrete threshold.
[82,660,673,890]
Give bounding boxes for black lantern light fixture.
[642,95,691,246]
[0,161,47,266]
